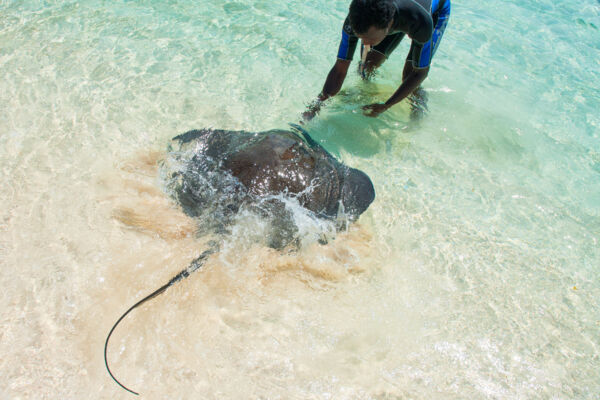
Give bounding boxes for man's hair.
[349,0,396,34]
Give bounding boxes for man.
[304,0,451,119]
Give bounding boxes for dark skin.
[303,24,429,120]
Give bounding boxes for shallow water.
[1,0,599,398]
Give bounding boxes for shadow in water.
[302,85,424,158]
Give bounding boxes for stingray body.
[166,126,375,248]
[105,126,375,395]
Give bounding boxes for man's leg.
[404,5,450,120]
[402,60,430,120]
[358,32,405,80]
[358,47,386,79]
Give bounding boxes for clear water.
[1,0,599,398]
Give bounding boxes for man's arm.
[321,58,352,100]
[303,59,351,121]
[385,65,429,107]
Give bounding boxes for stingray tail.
[103,243,219,395]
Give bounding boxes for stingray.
[104,125,375,395]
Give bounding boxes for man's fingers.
[362,109,375,117]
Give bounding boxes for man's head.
[349,0,395,46]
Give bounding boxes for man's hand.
[301,99,324,123]
[301,109,317,122]
[362,103,389,117]
[302,59,351,123]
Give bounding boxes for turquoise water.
[1,0,599,398]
